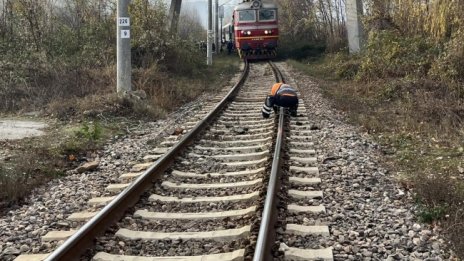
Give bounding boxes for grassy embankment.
[288,30,463,256]
[0,54,240,209]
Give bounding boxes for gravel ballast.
[1,61,459,261]
[278,62,457,260]
[0,81,237,261]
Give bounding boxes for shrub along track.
[14,62,332,261]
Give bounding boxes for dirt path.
[0,119,47,140]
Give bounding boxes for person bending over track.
[262,82,299,118]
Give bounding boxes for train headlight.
[264,30,273,35]
[252,0,261,8]
[247,31,251,35]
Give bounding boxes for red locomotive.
[233,0,279,59]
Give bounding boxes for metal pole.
[215,0,219,53]
[220,17,223,49]
[207,0,213,65]
[117,0,131,93]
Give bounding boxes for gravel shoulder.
[0,71,241,260]
[279,62,458,260]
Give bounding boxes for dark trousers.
[275,95,298,116]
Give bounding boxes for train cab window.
[238,10,256,22]
[259,9,276,21]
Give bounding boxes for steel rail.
[253,61,285,261]
[45,61,250,261]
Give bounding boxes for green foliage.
[278,41,326,61]
[45,18,115,68]
[336,61,360,80]
[75,122,103,141]
[0,0,208,113]
[0,0,117,111]
[0,0,232,207]
[162,39,206,77]
[291,44,326,61]
[129,0,205,77]
[327,52,361,80]
[62,121,106,155]
[130,0,170,67]
[291,52,360,81]
[375,77,433,102]
[430,29,464,88]
[291,1,464,255]
[276,0,346,51]
[357,30,437,80]
[417,204,447,223]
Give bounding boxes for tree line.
[1,0,462,110]
[278,0,464,85]
[0,0,205,111]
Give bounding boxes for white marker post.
[219,5,224,48]
[117,0,131,93]
[346,0,364,54]
[215,0,219,53]
[207,0,213,65]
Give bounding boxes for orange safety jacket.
[262,83,298,118]
[270,83,284,96]
[270,83,298,97]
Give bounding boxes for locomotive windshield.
[259,9,276,21]
[238,10,256,22]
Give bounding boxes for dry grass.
[0,55,240,209]
[1,138,68,207]
[0,121,119,208]
[43,55,240,121]
[0,61,116,112]
[289,58,464,257]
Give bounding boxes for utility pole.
[215,0,219,53]
[219,5,224,48]
[207,0,213,65]
[346,0,364,54]
[117,0,131,93]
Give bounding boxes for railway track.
[15,62,333,261]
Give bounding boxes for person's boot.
[290,107,297,117]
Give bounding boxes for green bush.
[324,52,361,80]
[418,204,447,223]
[162,39,206,77]
[356,30,437,80]
[335,60,360,80]
[278,41,326,60]
[306,52,361,81]
[429,30,464,97]
[0,0,115,112]
[75,122,103,142]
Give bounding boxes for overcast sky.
[179,0,242,27]
[0,0,241,28]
